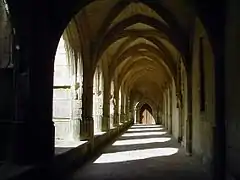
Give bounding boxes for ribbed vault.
[61,0,192,109]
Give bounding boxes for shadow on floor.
[69,125,211,180]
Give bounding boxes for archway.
[4,1,225,178]
[139,103,155,125]
[53,33,83,147]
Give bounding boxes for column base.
[0,121,13,163]
[101,116,109,132]
[71,99,82,141]
[10,121,55,165]
[71,119,80,141]
[113,113,119,127]
[185,140,192,156]
[80,117,94,141]
[120,114,125,123]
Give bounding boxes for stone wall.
[191,18,214,166]
[53,37,73,141]
[171,80,179,140]
[225,0,240,178]
[1,121,133,180]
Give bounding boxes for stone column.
[70,52,82,141]
[136,108,140,124]
[120,113,125,124]
[120,93,125,124]
[71,85,82,141]
[156,105,161,125]
[102,80,110,131]
[127,97,133,122]
[125,97,129,122]
[0,69,14,163]
[10,42,55,165]
[186,70,192,156]
[177,96,183,142]
[165,90,169,129]
[80,69,93,141]
[168,88,172,134]
[162,93,165,126]
[113,85,119,127]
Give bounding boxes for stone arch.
[135,98,157,124]
[139,103,155,125]
[120,65,164,98]
[4,0,226,171]
[0,0,13,68]
[96,30,170,62]
[117,58,166,88]
[95,14,185,63]
[109,44,175,81]
[92,0,187,61]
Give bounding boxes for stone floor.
[69,124,211,180]
[55,140,88,155]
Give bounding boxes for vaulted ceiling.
[62,0,196,107]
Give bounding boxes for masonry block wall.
[225,0,240,178]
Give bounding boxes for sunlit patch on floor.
[131,125,162,128]
[127,127,163,132]
[94,147,179,163]
[112,137,171,146]
[122,131,167,137]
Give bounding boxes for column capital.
[83,116,93,121]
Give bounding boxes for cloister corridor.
[1,0,240,180]
[69,124,210,180]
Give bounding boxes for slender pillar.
[71,85,82,141]
[70,52,82,141]
[168,87,172,134]
[80,68,93,140]
[126,97,131,122]
[166,89,169,129]
[113,84,119,127]
[163,92,166,127]
[120,92,125,123]
[156,105,161,125]
[124,96,127,122]
[102,80,110,131]
[186,70,192,155]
